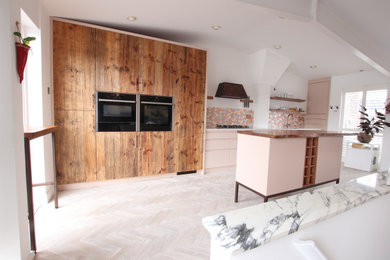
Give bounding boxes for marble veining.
[202,173,390,256]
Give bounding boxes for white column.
[0,0,32,259]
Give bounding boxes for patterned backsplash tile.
[206,107,254,128]
[269,111,305,129]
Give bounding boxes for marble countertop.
[237,129,358,138]
[202,173,390,256]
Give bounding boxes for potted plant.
[357,106,390,143]
[13,23,36,83]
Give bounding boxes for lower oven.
[140,95,173,131]
[96,91,137,132]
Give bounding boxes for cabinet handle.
[98,99,136,103]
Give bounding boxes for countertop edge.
[237,129,358,138]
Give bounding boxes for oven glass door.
[140,103,172,131]
[97,99,136,131]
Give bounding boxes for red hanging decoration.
[16,42,30,83]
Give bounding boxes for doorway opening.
[20,9,49,211]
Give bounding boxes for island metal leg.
[235,182,239,203]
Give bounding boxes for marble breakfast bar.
[235,129,357,202]
[202,173,390,259]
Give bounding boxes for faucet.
[286,113,294,128]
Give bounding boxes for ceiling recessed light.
[212,25,221,30]
[127,16,137,21]
[310,65,317,69]
[273,45,282,50]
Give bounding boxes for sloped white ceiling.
[41,0,384,79]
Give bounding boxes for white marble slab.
[202,173,390,256]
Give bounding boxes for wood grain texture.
[138,132,175,176]
[54,110,87,184]
[53,21,96,111]
[95,30,139,94]
[96,132,137,180]
[138,38,155,94]
[53,20,206,184]
[83,111,97,182]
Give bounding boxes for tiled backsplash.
[269,110,305,129]
[206,107,254,128]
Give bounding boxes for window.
[341,88,388,162]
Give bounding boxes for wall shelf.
[240,99,254,103]
[270,96,306,103]
[269,109,305,113]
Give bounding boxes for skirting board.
[204,166,235,174]
[58,172,178,191]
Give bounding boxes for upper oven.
[96,91,137,132]
[139,95,173,131]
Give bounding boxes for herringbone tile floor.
[34,168,368,260]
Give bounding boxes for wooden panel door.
[95,29,139,94]
[172,46,206,172]
[96,132,137,180]
[53,21,96,111]
[138,38,154,94]
[174,137,203,172]
[306,78,331,129]
[138,132,175,176]
[54,110,96,184]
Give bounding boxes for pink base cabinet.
[235,133,343,202]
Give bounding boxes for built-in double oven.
[96,91,173,132]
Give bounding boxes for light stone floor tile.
[34,167,370,260]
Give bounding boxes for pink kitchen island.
[235,129,357,202]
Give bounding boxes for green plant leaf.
[359,111,368,116]
[13,32,21,37]
[22,36,36,45]
[23,37,36,42]
[376,111,385,117]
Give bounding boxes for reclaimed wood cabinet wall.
[53,19,206,184]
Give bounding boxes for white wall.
[271,68,308,111]
[198,43,255,109]
[0,0,52,258]
[0,0,32,259]
[193,42,308,129]
[39,2,55,201]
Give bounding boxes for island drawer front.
[205,149,237,169]
[206,131,237,140]
[205,139,237,151]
